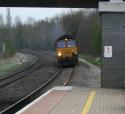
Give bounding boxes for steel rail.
[63,66,75,86]
[0,56,37,82]
[0,51,75,114]
[0,53,45,88]
[0,69,63,114]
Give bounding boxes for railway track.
[1,65,75,114]
[0,55,37,81]
[0,52,45,88]
[63,66,75,86]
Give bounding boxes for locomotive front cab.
[56,37,78,65]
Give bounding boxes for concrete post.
[99,0,125,88]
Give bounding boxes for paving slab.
[16,86,125,114]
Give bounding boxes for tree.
[0,14,4,26]
[0,9,101,57]
[2,8,15,57]
[14,16,25,49]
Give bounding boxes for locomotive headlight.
[57,52,62,57]
[72,51,77,55]
[65,38,67,41]
[74,51,77,54]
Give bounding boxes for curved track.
[1,62,75,114]
[0,52,45,88]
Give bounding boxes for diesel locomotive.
[55,35,78,66]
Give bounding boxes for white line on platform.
[16,86,73,114]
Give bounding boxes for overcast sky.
[0,7,80,23]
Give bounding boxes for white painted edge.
[79,58,100,71]
[79,58,96,68]
[79,58,91,66]
[16,86,73,114]
[52,86,73,90]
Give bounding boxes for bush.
[3,40,16,57]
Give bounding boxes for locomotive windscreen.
[67,40,76,47]
[57,41,66,48]
[57,39,76,48]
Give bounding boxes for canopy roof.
[0,0,110,8]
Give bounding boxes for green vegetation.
[0,9,101,60]
[0,54,31,76]
[90,22,101,56]
[0,62,22,76]
[80,54,101,66]
[3,40,16,57]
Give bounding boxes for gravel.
[0,52,101,112]
[0,52,59,111]
[68,58,101,88]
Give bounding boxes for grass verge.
[80,54,101,67]
[0,62,29,76]
[0,53,33,76]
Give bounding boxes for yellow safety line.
[81,91,96,114]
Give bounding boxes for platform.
[16,86,125,114]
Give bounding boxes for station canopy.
[0,0,110,8]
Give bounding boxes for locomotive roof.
[56,35,76,42]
